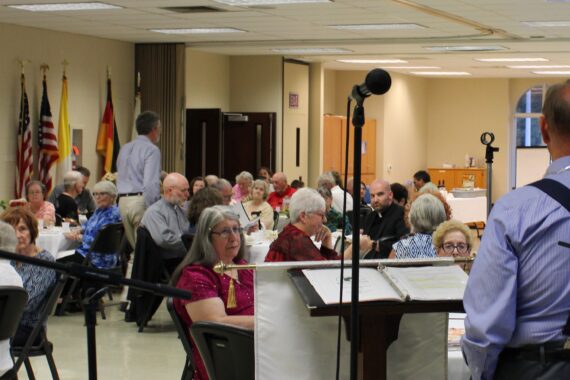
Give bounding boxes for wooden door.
[185,108,222,179]
[222,112,276,183]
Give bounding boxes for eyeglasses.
[442,243,469,255]
[210,227,243,239]
[93,192,110,197]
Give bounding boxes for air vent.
[161,6,226,13]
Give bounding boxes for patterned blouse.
[28,201,56,222]
[13,250,57,328]
[392,233,437,259]
[76,205,122,269]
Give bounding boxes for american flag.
[16,74,33,199]
[38,75,59,194]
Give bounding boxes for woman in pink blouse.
[25,181,55,225]
[172,205,254,380]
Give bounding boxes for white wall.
[0,22,133,201]
[185,49,230,111]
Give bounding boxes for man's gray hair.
[63,171,83,191]
[0,220,17,252]
[136,111,160,135]
[235,171,253,183]
[289,188,325,223]
[542,82,570,137]
[317,172,335,190]
[93,180,118,201]
[171,206,245,284]
[409,193,446,234]
[212,178,232,191]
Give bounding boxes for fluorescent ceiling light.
[214,0,330,5]
[426,45,506,52]
[331,23,425,30]
[508,65,570,69]
[523,21,570,27]
[410,71,471,76]
[476,57,548,62]
[337,59,407,64]
[8,2,121,11]
[272,48,351,54]
[151,28,244,34]
[383,66,441,70]
[532,71,570,75]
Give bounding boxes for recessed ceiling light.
[272,48,351,54]
[508,65,570,69]
[330,23,425,31]
[8,2,121,11]
[523,21,570,27]
[532,71,570,75]
[383,66,441,70]
[426,46,506,52]
[476,57,549,62]
[150,28,245,34]
[336,59,407,64]
[410,71,471,76]
[214,0,330,5]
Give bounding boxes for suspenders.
[528,178,570,336]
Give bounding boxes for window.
[514,85,547,148]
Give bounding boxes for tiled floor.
[17,299,186,380]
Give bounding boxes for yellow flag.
[56,75,72,183]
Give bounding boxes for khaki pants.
[118,195,146,303]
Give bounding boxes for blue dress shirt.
[462,156,570,380]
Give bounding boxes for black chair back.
[190,321,254,380]
[166,298,194,380]
[88,223,125,255]
[0,286,28,341]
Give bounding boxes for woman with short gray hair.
[242,179,274,229]
[171,205,254,380]
[232,171,254,203]
[389,193,446,259]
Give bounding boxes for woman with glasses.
[433,219,472,259]
[265,188,358,262]
[24,180,56,226]
[63,180,121,269]
[172,205,254,380]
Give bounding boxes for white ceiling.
[2,0,570,77]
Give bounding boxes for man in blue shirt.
[462,82,570,379]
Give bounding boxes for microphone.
[351,68,392,103]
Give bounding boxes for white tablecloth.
[446,196,487,223]
[37,228,79,260]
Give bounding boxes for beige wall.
[426,79,510,201]
[229,56,283,170]
[308,63,324,187]
[185,49,230,111]
[383,73,429,184]
[282,62,309,183]
[0,22,133,201]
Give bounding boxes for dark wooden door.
[222,112,276,183]
[185,108,222,179]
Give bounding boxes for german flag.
[96,78,120,175]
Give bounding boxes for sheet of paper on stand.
[230,202,260,230]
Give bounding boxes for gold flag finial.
[17,59,31,75]
[107,65,111,79]
[40,63,50,78]
[61,59,69,76]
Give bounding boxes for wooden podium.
[288,269,465,380]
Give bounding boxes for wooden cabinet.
[428,168,486,190]
[323,115,376,185]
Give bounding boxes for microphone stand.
[481,132,499,216]
[349,91,366,380]
[0,249,191,380]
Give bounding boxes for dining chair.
[166,297,194,380]
[0,286,28,380]
[190,321,254,380]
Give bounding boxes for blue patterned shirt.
[462,156,570,380]
[76,205,122,269]
[13,250,57,328]
[392,233,436,259]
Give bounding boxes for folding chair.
[0,286,28,380]
[59,223,125,318]
[11,275,67,380]
[166,298,194,380]
[190,321,254,380]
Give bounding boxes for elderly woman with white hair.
[389,193,446,259]
[265,188,358,262]
[242,179,274,230]
[232,171,254,203]
[172,205,254,380]
[64,180,122,269]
